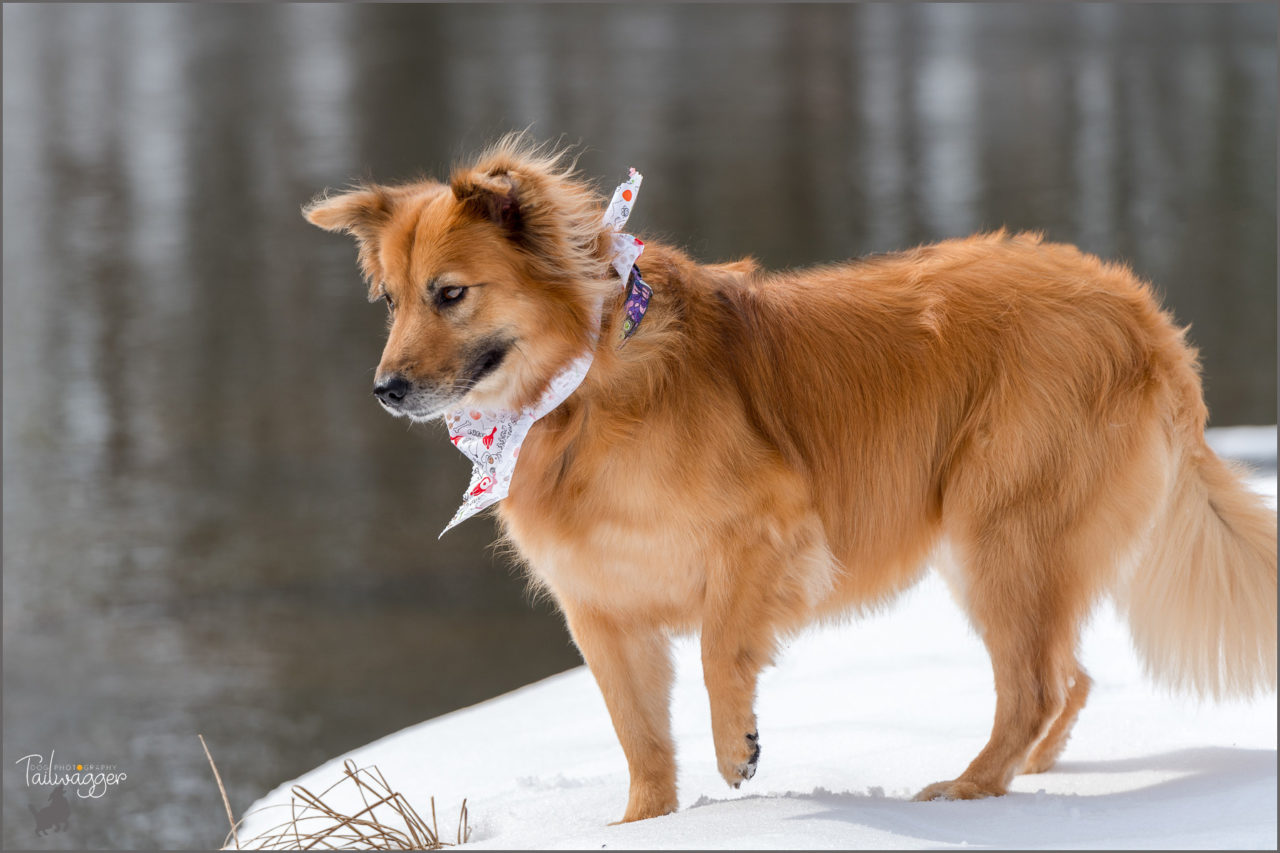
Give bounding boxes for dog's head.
[304,138,612,421]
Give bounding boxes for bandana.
[440,169,645,536]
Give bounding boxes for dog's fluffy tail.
[1119,435,1277,698]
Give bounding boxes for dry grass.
[201,735,471,850]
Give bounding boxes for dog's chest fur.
[496,390,829,624]
[498,407,722,620]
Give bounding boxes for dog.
[30,785,70,836]
[304,136,1277,823]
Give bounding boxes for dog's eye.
[439,286,467,305]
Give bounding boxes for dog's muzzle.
[372,374,453,421]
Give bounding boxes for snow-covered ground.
[242,428,1277,849]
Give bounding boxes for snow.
[242,430,1277,850]
[1205,426,1277,468]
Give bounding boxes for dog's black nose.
[373,375,411,407]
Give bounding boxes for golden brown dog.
[304,137,1277,823]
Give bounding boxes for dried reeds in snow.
[203,735,470,850]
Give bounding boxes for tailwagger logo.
[16,751,127,799]
[16,751,129,837]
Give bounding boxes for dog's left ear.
[450,168,524,238]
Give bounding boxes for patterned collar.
[619,264,652,343]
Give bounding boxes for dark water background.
[3,4,1275,849]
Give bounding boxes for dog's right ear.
[302,186,396,291]
[302,186,393,237]
[449,168,524,240]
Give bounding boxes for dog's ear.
[303,186,399,293]
[302,186,394,236]
[450,168,524,239]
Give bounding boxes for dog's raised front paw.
[719,730,761,788]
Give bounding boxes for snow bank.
[242,429,1277,849]
[1205,425,1277,469]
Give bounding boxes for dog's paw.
[913,779,1004,802]
[718,730,761,788]
[612,784,678,824]
[1022,732,1071,775]
[1020,750,1058,775]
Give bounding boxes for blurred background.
[3,3,1275,849]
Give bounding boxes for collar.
[619,263,652,344]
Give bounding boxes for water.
[3,4,1274,848]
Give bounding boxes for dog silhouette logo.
[29,784,70,836]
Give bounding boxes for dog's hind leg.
[916,510,1090,801]
[562,602,678,823]
[1022,661,1091,774]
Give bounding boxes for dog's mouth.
[461,340,512,392]
[375,339,515,423]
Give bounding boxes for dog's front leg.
[701,529,789,789]
[562,602,678,823]
[700,507,830,789]
[701,597,773,789]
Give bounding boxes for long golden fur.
[305,137,1277,822]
